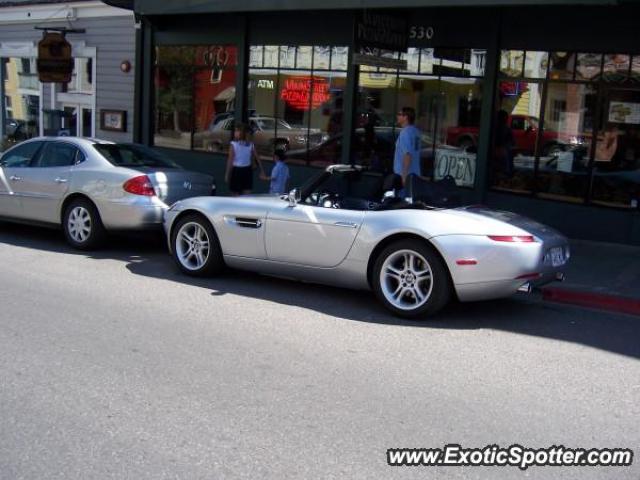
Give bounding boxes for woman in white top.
[225,123,264,195]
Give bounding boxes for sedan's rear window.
[94,143,180,169]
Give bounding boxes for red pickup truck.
[446,114,564,156]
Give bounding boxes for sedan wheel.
[171,214,224,276]
[373,240,451,318]
[62,198,106,250]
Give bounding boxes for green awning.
[134,0,629,15]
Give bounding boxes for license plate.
[550,247,565,267]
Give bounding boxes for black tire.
[372,239,451,319]
[171,213,224,277]
[62,197,106,250]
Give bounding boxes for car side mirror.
[288,188,301,207]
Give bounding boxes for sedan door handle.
[334,221,358,228]
[9,175,22,182]
[54,177,68,184]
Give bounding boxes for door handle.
[334,221,358,228]
[9,175,22,182]
[54,177,68,184]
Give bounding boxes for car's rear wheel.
[171,213,224,276]
[62,198,106,250]
[372,239,451,318]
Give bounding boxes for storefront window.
[536,82,595,202]
[491,80,542,193]
[154,45,237,151]
[247,44,348,166]
[591,88,640,209]
[492,49,640,211]
[2,57,40,149]
[356,48,484,187]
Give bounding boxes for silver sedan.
[0,137,215,249]
[164,165,570,318]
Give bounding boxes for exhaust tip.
[555,272,565,282]
[517,283,532,294]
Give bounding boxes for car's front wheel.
[171,213,224,276]
[62,198,106,250]
[372,239,451,318]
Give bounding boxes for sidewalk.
[540,240,640,316]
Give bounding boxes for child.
[261,148,290,195]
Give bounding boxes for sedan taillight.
[123,175,156,196]
[488,235,535,243]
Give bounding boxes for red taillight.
[123,175,156,196]
[488,235,535,243]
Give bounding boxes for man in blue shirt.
[393,107,421,192]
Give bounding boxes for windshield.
[94,143,181,169]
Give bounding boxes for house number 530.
[409,26,434,40]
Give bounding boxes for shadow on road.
[2,221,639,360]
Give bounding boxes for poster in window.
[608,102,640,124]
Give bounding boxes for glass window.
[591,89,640,209]
[279,46,296,69]
[524,51,548,79]
[500,50,524,77]
[549,52,575,80]
[314,46,331,70]
[34,142,79,168]
[248,45,348,167]
[0,141,42,167]
[192,46,238,153]
[94,143,180,168]
[632,56,640,80]
[356,70,398,172]
[355,48,484,188]
[66,58,93,94]
[576,53,602,81]
[154,45,237,151]
[603,54,630,82]
[490,79,544,194]
[297,46,313,70]
[2,58,40,148]
[536,82,596,203]
[307,71,346,168]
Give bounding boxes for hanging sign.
[37,32,73,83]
[280,77,330,111]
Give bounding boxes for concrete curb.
[542,287,640,317]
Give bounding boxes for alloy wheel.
[379,249,434,311]
[176,222,211,271]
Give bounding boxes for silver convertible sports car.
[164,165,570,318]
[0,137,215,249]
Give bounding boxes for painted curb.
[542,287,640,317]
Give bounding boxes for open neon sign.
[280,76,331,110]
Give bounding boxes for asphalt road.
[1,222,639,480]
